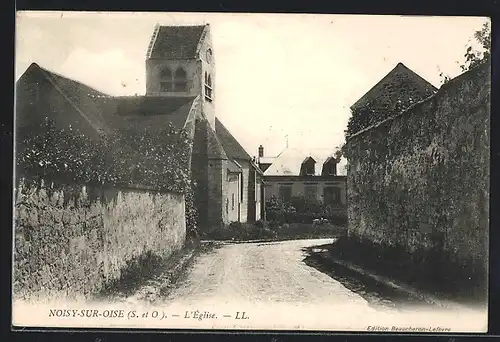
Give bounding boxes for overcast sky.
[15,12,489,158]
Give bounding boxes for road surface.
[164,238,370,307]
[119,238,486,331]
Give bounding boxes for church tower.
[145,23,216,130]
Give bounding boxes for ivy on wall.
[16,117,199,235]
[346,76,436,136]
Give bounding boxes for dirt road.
[164,238,370,307]
[118,238,486,331]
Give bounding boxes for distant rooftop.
[263,147,347,176]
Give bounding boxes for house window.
[232,193,235,210]
[300,157,316,176]
[323,187,341,205]
[279,185,293,203]
[306,164,314,175]
[204,72,213,102]
[304,185,317,200]
[160,67,188,92]
[226,199,229,214]
[321,157,338,176]
[327,163,337,175]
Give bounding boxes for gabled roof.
[302,156,316,164]
[264,148,347,176]
[17,63,196,139]
[215,117,252,161]
[147,25,207,60]
[350,62,438,112]
[323,156,337,165]
[20,63,114,135]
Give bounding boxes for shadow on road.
[301,244,430,310]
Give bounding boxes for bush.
[17,117,199,238]
[265,196,347,225]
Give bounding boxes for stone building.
[15,23,263,230]
[258,146,347,209]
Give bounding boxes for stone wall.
[345,62,490,273]
[13,177,186,301]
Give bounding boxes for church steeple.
[145,23,216,131]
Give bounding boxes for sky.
[15,12,489,159]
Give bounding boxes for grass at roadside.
[200,221,347,242]
[95,238,214,302]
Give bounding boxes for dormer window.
[300,157,316,176]
[204,72,213,102]
[159,67,188,93]
[322,157,338,176]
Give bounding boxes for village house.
[15,23,263,230]
[257,146,347,210]
[347,62,438,136]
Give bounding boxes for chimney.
[258,145,264,158]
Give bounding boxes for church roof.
[22,63,114,135]
[206,123,229,160]
[148,25,207,60]
[94,96,196,132]
[350,62,438,112]
[215,117,252,161]
[17,63,196,137]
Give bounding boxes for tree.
[440,21,491,85]
[461,21,491,72]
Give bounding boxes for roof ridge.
[350,62,437,110]
[215,117,252,160]
[146,23,161,59]
[36,63,111,96]
[37,66,111,135]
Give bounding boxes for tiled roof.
[18,63,196,142]
[263,148,348,176]
[350,62,438,112]
[258,157,276,164]
[95,96,196,132]
[28,63,114,135]
[215,117,252,161]
[148,25,206,60]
